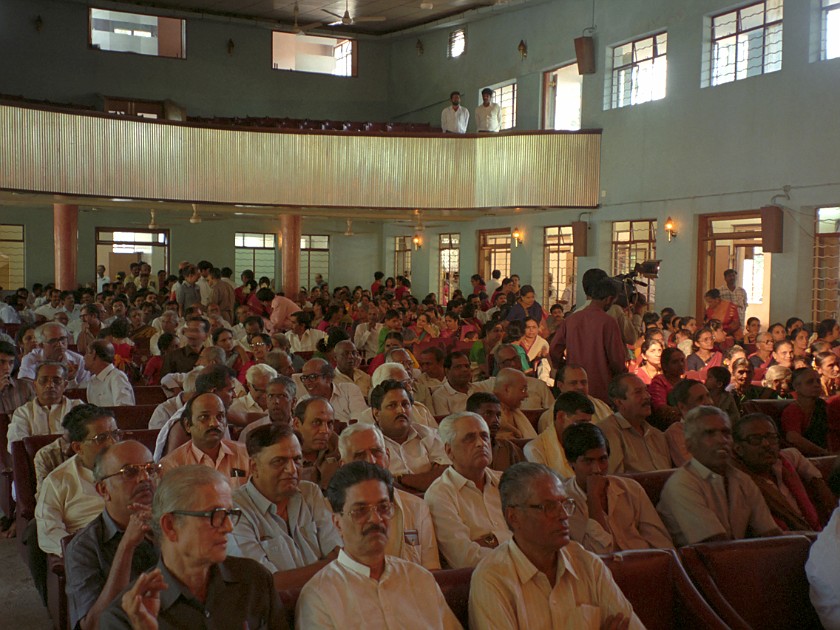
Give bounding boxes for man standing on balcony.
[441,91,469,134]
[475,88,502,132]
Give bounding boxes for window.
[611,220,657,304]
[544,226,577,308]
[543,64,583,130]
[235,233,276,282]
[394,237,412,280]
[90,9,185,58]
[821,0,840,60]
[300,235,329,290]
[439,233,460,305]
[479,230,511,284]
[448,29,466,58]
[608,32,668,109]
[709,1,783,86]
[272,32,357,77]
[95,229,169,285]
[0,225,25,288]
[483,81,517,130]
[813,207,840,321]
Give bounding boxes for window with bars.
[448,29,466,58]
[0,225,25,289]
[813,207,840,322]
[439,233,460,305]
[709,1,783,86]
[488,81,517,130]
[300,235,329,291]
[611,220,658,304]
[394,236,413,279]
[544,226,577,309]
[479,230,511,283]
[235,233,276,283]
[334,39,354,76]
[821,0,840,60]
[608,32,668,109]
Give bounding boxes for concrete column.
[53,204,79,290]
[280,214,301,297]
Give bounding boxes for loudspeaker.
[760,205,784,253]
[571,221,588,257]
[574,36,596,75]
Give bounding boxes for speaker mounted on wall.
[760,205,784,253]
[574,36,596,75]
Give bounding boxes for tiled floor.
[0,535,53,628]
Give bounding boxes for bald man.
[493,368,538,439]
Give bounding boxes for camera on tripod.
[611,260,661,308]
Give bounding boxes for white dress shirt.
[352,402,438,429]
[387,489,440,570]
[382,423,450,476]
[8,397,83,452]
[86,363,135,407]
[299,382,367,424]
[295,549,462,629]
[807,504,840,629]
[353,322,382,359]
[424,466,511,569]
[149,393,188,430]
[431,380,470,416]
[475,102,502,132]
[285,329,327,353]
[441,105,470,134]
[229,392,266,417]
[19,348,90,386]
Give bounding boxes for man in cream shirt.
[475,88,502,132]
[84,340,135,407]
[525,391,595,479]
[353,362,438,428]
[493,368,538,439]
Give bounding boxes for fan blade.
[323,9,343,18]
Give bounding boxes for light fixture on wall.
[34,15,44,32]
[227,38,235,55]
[517,40,527,59]
[512,227,523,247]
[413,234,422,250]
[664,216,677,242]
[416,39,424,56]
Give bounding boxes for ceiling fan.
[292,2,322,34]
[325,0,386,26]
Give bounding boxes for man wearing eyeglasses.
[8,361,83,452]
[18,321,90,386]
[228,363,278,426]
[297,358,366,424]
[657,406,781,547]
[296,461,461,628]
[65,440,160,630]
[229,424,341,590]
[732,412,835,532]
[469,462,643,629]
[101,465,288,629]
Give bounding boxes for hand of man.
[122,568,167,630]
[601,613,630,630]
[122,503,153,549]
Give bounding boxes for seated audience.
[494,343,555,410]
[285,311,326,352]
[65,440,159,630]
[425,412,512,568]
[634,338,664,385]
[685,327,723,375]
[381,348,438,426]
[493,368,538,439]
[431,350,473,416]
[18,321,91,386]
[229,424,340,588]
[657,406,781,546]
[599,373,672,473]
[298,358,366,424]
[228,363,277,424]
[83,340,135,407]
[295,462,459,628]
[781,367,840,456]
[467,392,525,471]
[663,378,713,466]
[704,365,740,421]
[292,397,341,490]
[815,351,840,398]
[749,332,774,371]
[647,347,686,421]
[160,316,209,377]
[354,362,437,428]
[562,423,673,552]
[338,423,440,570]
[525,392,595,479]
[762,363,793,398]
[0,339,33,413]
[332,340,371,399]
[805,462,840,629]
[237,375,297,444]
[469,462,643,629]
[100,465,287,628]
[537,365,613,431]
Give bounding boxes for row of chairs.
[186,116,437,134]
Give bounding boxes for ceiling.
[89,0,511,35]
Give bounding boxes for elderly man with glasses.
[297,357,366,424]
[296,461,461,629]
[65,440,160,630]
[18,321,90,386]
[101,465,288,629]
[469,462,643,629]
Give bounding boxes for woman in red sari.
[634,338,664,385]
[704,289,741,340]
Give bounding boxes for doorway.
[478,230,511,282]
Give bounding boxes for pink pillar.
[280,214,301,297]
[53,204,79,290]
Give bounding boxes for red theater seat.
[619,468,676,507]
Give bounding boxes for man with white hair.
[354,362,438,428]
[228,363,278,424]
[297,358,366,424]
[18,321,90,386]
[149,310,180,357]
[84,339,136,407]
[338,423,440,570]
[425,411,512,568]
[657,405,781,546]
[493,368,538,439]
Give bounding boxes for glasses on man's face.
[37,376,65,386]
[84,429,124,445]
[738,433,780,446]
[100,462,161,482]
[45,336,68,345]
[300,373,325,383]
[343,502,395,524]
[171,507,242,528]
[513,498,576,518]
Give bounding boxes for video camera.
[611,260,661,309]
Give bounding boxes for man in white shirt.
[475,87,502,132]
[525,391,595,479]
[295,461,461,629]
[196,260,213,306]
[19,322,90,386]
[84,340,135,407]
[371,379,449,492]
[95,265,110,293]
[425,412,512,569]
[8,362,83,451]
[441,90,469,134]
[432,351,473,416]
[298,358,366,424]
[229,424,341,589]
[338,423,440,570]
[718,268,748,331]
[353,362,438,428]
[228,363,277,422]
[333,340,371,399]
[469,462,644,629]
[34,288,63,321]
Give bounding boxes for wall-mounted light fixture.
[34,15,44,32]
[416,39,424,56]
[512,227,523,247]
[227,39,235,55]
[413,234,422,250]
[517,40,527,59]
[664,216,677,242]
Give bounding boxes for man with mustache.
[229,424,341,589]
[469,462,642,629]
[292,397,341,491]
[159,393,251,489]
[18,321,90,386]
[296,461,461,628]
[64,440,160,630]
[657,406,781,546]
[297,358,366,424]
